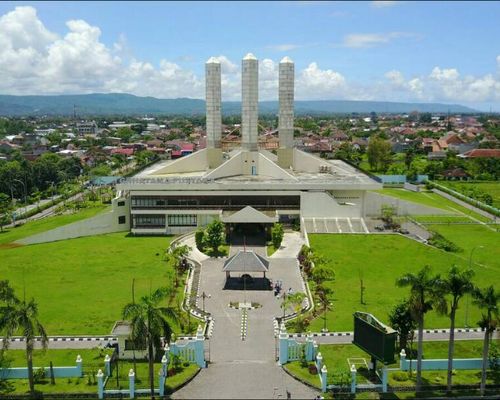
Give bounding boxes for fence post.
[128,369,135,398]
[382,365,388,393]
[97,369,104,399]
[278,323,288,365]
[313,342,318,360]
[400,349,406,371]
[350,364,357,394]
[104,354,111,377]
[159,354,168,397]
[195,324,206,368]
[76,355,83,377]
[321,365,328,393]
[315,352,323,372]
[305,334,314,361]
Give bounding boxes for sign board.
[352,312,396,364]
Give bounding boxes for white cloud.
[371,1,398,8]
[341,32,416,48]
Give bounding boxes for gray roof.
[223,250,269,273]
[221,206,278,224]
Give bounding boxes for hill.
[0,93,477,116]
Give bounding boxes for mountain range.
[0,93,478,116]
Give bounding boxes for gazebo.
[223,250,269,280]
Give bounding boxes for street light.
[465,245,484,327]
[197,291,211,313]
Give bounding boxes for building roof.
[221,206,278,224]
[223,250,269,273]
[460,149,500,158]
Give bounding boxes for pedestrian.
[286,390,291,399]
[287,287,292,295]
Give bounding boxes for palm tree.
[436,266,475,392]
[167,244,191,288]
[0,280,48,397]
[396,265,441,392]
[122,287,179,400]
[472,285,499,395]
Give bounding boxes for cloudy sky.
[0,1,499,110]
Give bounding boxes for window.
[133,215,165,228]
[117,201,125,207]
[168,214,197,227]
[118,216,126,224]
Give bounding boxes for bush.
[428,230,462,252]
[392,371,410,382]
[308,365,318,375]
[33,367,45,383]
[195,229,205,251]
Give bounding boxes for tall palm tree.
[436,266,475,392]
[396,265,441,392]
[0,280,48,397]
[472,285,499,395]
[122,287,179,400]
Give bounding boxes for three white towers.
[205,53,294,155]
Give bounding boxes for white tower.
[205,57,222,149]
[241,53,259,151]
[279,56,294,149]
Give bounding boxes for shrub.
[428,230,462,252]
[392,371,409,382]
[308,365,318,375]
[195,229,205,251]
[33,367,45,383]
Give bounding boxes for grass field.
[0,232,178,334]
[305,233,498,332]
[0,204,108,246]
[0,348,199,394]
[376,189,491,222]
[439,181,500,209]
[284,340,498,390]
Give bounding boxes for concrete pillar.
[278,324,289,365]
[104,354,111,377]
[350,364,357,394]
[321,365,328,393]
[400,349,406,371]
[195,325,206,368]
[128,369,135,399]
[159,355,168,397]
[76,355,83,377]
[382,365,388,393]
[305,334,314,361]
[313,342,319,360]
[279,56,294,149]
[242,53,258,151]
[206,57,222,149]
[316,352,323,372]
[97,369,104,399]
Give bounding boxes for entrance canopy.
[221,206,278,224]
[223,250,269,273]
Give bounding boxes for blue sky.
[0,1,499,110]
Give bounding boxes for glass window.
[167,214,197,227]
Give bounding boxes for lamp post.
[197,291,211,313]
[465,245,484,327]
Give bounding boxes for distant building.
[459,149,500,158]
[76,121,98,135]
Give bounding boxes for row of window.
[133,215,165,227]
[168,214,197,227]
[132,214,198,228]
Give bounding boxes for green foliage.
[311,265,335,285]
[428,230,462,253]
[367,135,392,172]
[271,222,284,249]
[205,219,225,253]
[114,127,135,142]
[388,299,416,351]
[135,150,158,167]
[488,342,500,373]
[90,164,112,177]
[194,229,205,251]
[33,367,45,384]
[392,371,410,382]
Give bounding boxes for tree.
[122,287,179,400]
[311,265,335,286]
[388,299,416,353]
[271,223,284,250]
[316,284,333,332]
[0,280,48,397]
[115,127,135,143]
[396,266,442,391]
[367,136,392,172]
[167,244,191,287]
[436,266,475,391]
[205,220,225,254]
[0,193,12,232]
[472,285,500,395]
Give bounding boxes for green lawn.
[0,204,108,246]
[375,189,491,222]
[267,243,278,256]
[284,340,497,391]
[0,232,178,334]
[438,181,500,209]
[0,348,199,394]
[305,234,498,332]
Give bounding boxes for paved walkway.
[270,232,305,259]
[173,240,317,399]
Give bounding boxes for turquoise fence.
[400,349,494,371]
[0,355,82,379]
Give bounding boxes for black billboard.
[352,312,396,364]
